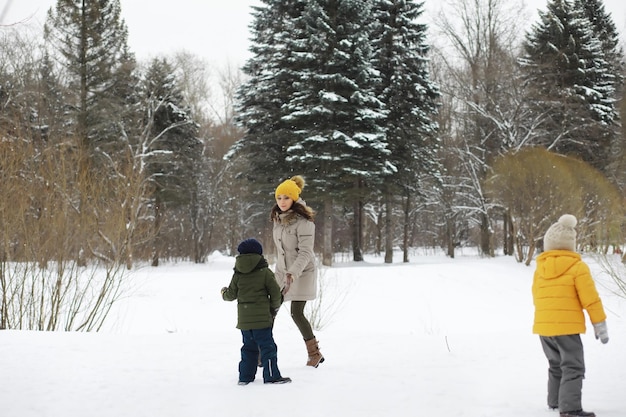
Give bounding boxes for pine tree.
[142,58,202,266]
[575,0,624,82]
[43,0,140,265]
[38,51,67,140]
[230,0,311,252]
[44,0,137,155]
[574,0,625,179]
[520,0,618,169]
[282,0,389,189]
[234,0,390,263]
[283,0,390,261]
[372,0,440,263]
[233,0,308,191]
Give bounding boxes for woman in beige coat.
[271,175,324,367]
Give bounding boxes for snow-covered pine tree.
[575,0,624,83]
[228,0,312,254]
[520,0,618,170]
[279,0,390,262]
[574,0,624,181]
[142,58,202,266]
[233,0,390,263]
[143,58,201,200]
[232,0,308,193]
[371,0,440,263]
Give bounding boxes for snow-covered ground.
[1,250,624,417]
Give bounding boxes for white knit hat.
[543,214,577,251]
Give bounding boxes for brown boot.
[305,337,325,367]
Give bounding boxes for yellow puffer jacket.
[532,250,606,336]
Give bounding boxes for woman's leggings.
[290,300,314,340]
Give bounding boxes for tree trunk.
[151,195,162,267]
[76,150,90,267]
[514,233,524,263]
[384,189,393,263]
[0,264,6,330]
[190,188,202,264]
[525,241,536,266]
[402,196,410,263]
[480,211,494,257]
[375,210,382,256]
[504,208,514,256]
[322,196,333,266]
[446,216,455,259]
[349,177,364,262]
[352,197,364,262]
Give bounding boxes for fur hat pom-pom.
[290,175,305,190]
[557,214,577,229]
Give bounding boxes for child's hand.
[221,287,228,295]
[593,321,609,344]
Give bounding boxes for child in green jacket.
[221,238,291,385]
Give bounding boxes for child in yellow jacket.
[533,214,608,417]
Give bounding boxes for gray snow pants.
[539,334,586,412]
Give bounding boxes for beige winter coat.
[272,210,317,301]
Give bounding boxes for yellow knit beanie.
[275,175,305,201]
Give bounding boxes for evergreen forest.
[1,0,625,273]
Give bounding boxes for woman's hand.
[282,273,294,295]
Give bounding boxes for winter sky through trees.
[3,0,626,68]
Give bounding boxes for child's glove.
[270,307,280,319]
[593,321,609,344]
[220,287,227,296]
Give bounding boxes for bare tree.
[486,147,624,264]
[432,0,530,256]
[0,27,154,328]
[0,127,152,330]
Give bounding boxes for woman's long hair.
[270,200,315,222]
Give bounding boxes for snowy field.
[1,250,624,417]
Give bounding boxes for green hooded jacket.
[222,254,282,330]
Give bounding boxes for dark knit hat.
[237,238,263,255]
